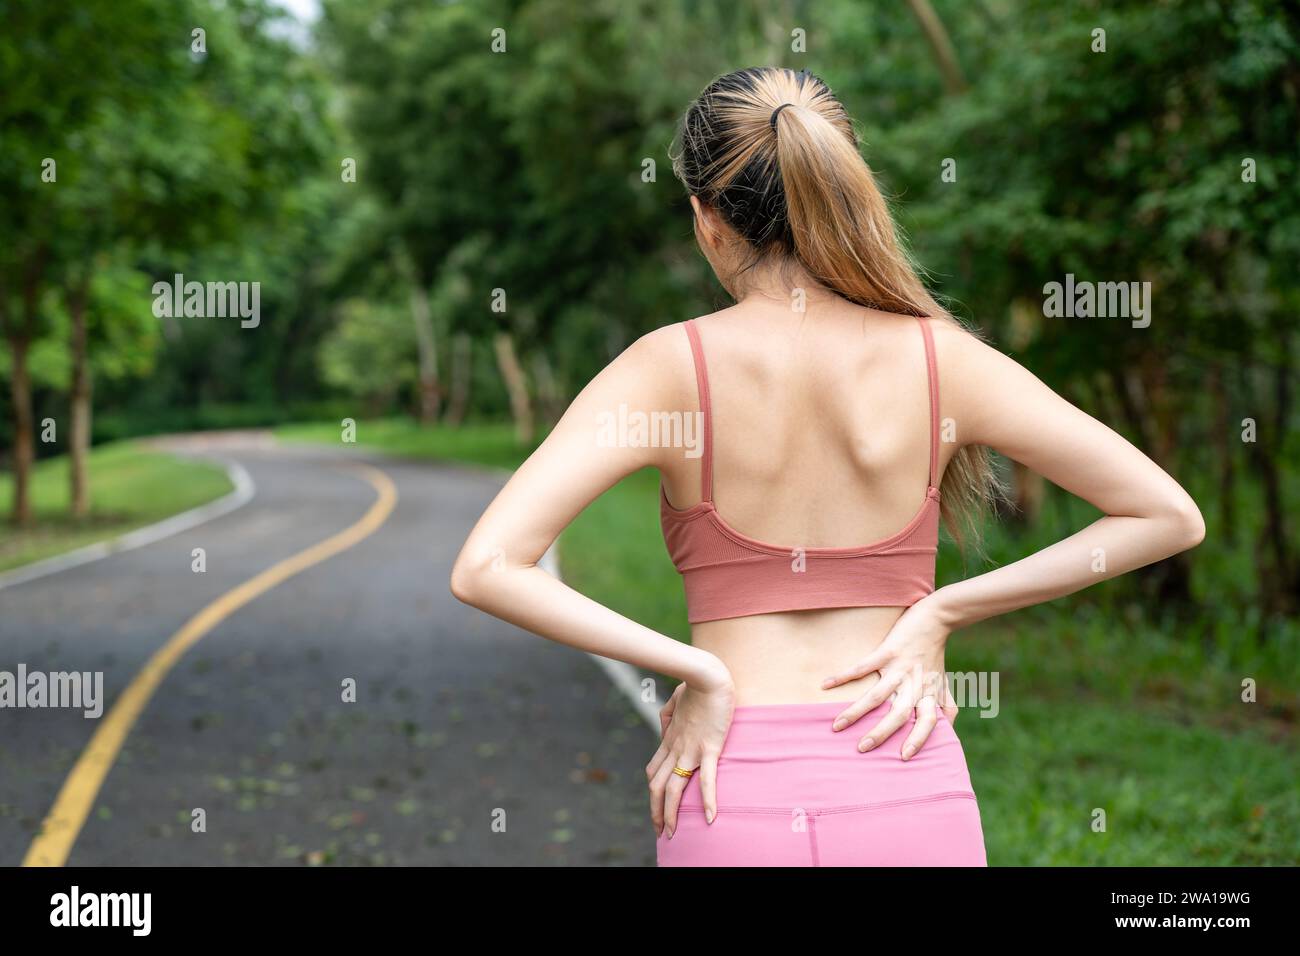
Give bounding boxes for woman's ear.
[689,195,719,249]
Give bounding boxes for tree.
[0,0,154,523]
[1,0,334,521]
[874,0,1300,615]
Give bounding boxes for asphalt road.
[0,434,657,866]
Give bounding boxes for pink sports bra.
[660,317,942,624]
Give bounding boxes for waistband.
[683,698,973,812]
[728,699,949,724]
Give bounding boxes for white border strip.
[0,459,255,592]
[538,545,663,733]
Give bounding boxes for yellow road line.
[22,463,398,867]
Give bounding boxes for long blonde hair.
[672,67,1002,550]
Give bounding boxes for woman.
[450,67,1205,866]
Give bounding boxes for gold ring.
[672,766,695,778]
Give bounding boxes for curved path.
[0,434,655,866]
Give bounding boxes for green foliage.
[4,0,1297,621]
[318,298,418,407]
[0,0,342,458]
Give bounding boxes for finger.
[943,698,959,723]
[822,646,891,690]
[932,676,958,723]
[698,752,720,825]
[658,683,684,736]
[648,758,675,835]
[662,754,697,838]
[645,739,671,782]
[900,695,939,760]
[831,669,903,731]
[858,694,914,753]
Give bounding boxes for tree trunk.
[444,332,472,427]
[759,0,794,63]
[1208,362,1234,546]
[493,331,534,444]
[7,334,35,527]
[1246,330,1295,615]
[905,0,970,95]
[4,248,46,527]
[69,278,92,519]
[531,349,565,427]
[409,280,440,423]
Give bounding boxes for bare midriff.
[691,605,900,706]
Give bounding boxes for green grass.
[283,418,1300,864]
[0,441,234,573]
[277,419,528,471]
[960,696,1293,864]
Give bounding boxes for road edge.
[0,459,255,592]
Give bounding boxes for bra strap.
[683,319,714,502]
[916,317,940,490]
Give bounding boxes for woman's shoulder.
[920,315,1052,441]
[585,316,720,410]
[622,305,744,362]
[925,314,998,377]
[642,303,745,338]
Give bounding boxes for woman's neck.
[729,257,837,308]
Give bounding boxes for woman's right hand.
[645,675,735,838]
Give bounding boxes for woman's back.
[662,297,939,549]
[659,294,946,704]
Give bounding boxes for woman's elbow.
[449,563,477,606]
[1168,495,1206,552]
[449,548,490,607]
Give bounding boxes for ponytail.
[773,103,935,316]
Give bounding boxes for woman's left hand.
[820,595,956,759]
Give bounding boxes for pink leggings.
[656,701,986,866]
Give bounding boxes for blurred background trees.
[1,0,1296,627]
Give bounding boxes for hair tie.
[770,103,795,129]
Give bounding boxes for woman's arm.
[928,323,1205,629]
[449,326,728,691]
[450,325,735,835]
[824,321,1204,753]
